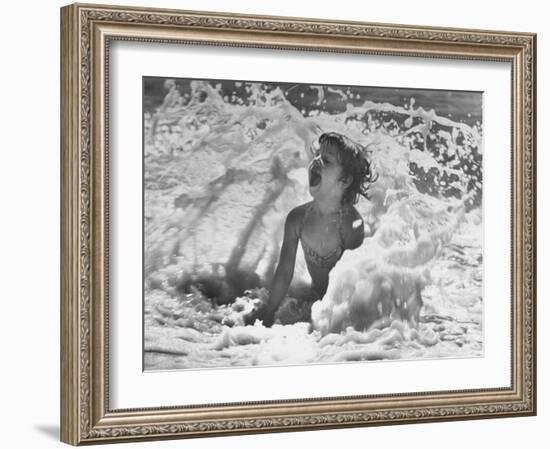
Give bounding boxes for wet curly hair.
[317,132,377,205]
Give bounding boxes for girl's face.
[308,144,348,200]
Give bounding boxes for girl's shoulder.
[342,204,362,222]
[340,205,365,249]
[288,202,312,220]
[285,202,311,235]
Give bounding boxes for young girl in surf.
[246,132,376,327]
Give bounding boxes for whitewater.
[143,79,483,370]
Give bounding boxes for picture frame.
[60,2,536,445]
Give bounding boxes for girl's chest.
[300,213,343,255]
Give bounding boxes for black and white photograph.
[143,76,483,371]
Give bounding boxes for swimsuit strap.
[337,207,346,247]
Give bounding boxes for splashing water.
[143,79,483,371]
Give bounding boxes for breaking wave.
[143,78,483,370]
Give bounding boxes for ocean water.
[143,78,483,371]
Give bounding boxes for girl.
[246,132,376,327]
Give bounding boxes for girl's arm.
[260,207,302,327]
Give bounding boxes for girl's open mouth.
[309,166,322,187]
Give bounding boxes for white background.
[0,0,545,448]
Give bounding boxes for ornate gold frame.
[60,3,536,445]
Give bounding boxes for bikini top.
[299,203,345,270]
